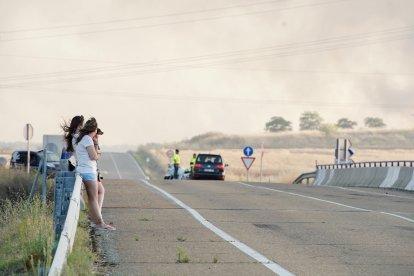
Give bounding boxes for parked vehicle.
[164,164,191,180]
[192,153,227,180]
[10,150,61,175]
[10,150,41,168]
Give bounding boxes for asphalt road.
[98,152,414,276]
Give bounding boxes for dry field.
[148,148,414,183]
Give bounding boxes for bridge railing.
[317,160,414,170]
[293,171,316,184]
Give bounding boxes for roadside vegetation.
[0,168,33,203]
[0,168,96,275]
[63,210,97,275]
[0,197,53,275]
[131,146,165,179]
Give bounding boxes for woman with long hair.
[75,117,115,231]
[61,115,84,170]
[62,115,84,153]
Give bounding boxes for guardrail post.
[42,149,47,204]
[53,172,76,242]
[29,160,43,200]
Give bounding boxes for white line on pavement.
[128,153,148,179]
[239,182,369,212]
[238,182,414,224]
[140,179,294,276]
[380,212,414,223]
[109,152,122,179]
[331,186,414,201]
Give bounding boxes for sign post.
[166,149,174,161]
[242,146,255,182]
[23,124,34,173]
[259,142,264,183]
[241,157,255,182]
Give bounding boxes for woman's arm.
[86,145,100,160]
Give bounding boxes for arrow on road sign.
[241,157,255,170]
[243,146,254,157]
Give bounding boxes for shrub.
[0,197,53,274]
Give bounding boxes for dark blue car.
[192,153,227,181]
[10,150,61,175]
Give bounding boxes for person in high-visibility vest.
[172,149,181,179]
[190,153,197,173]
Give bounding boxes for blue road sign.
[243,146,254,157]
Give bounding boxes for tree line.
[265,111,386,133]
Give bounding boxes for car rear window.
[14,152,38,163]
[197,155,222,164]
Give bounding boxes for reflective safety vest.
[190,157,196,167]
[172,153,180,165]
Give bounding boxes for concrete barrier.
[314,169,326,186]
[406,171,414,191]
[314,167,414,192]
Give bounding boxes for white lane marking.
[128,153,148,179]
[109,153,122,179]
[140,179,294,276]
[380,212,414,223]
[331,186,414,201]
[239,183,369,212]
[238,182,414,224]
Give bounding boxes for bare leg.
[84,180,104,225]
[97,181,105,214]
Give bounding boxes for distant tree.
[299,111,323,130]
[364,117,386,128]
[265,116,292,132]
[319,123,338,136]
[336,118,357,129]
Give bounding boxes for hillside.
[165,129,414,150]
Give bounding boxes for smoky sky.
[0,0,413,146]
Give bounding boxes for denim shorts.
[80,172,97,181]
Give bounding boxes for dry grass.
[0,168,33,202]
[0,197,54,274]
[147,148,414,183]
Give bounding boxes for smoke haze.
[1,0,413,146]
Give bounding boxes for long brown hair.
[62,115,84,152]
[76,117,98,144]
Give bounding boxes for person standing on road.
[75,117,115,231]
[172,149,181,179]
[190,153,197,173]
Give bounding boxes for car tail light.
[215,164,224,171]
[194,164,203,168]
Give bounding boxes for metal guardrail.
[48,174,82,276]
[317,160,414,170]
[293,171,316,184]
[53,171,76,241]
